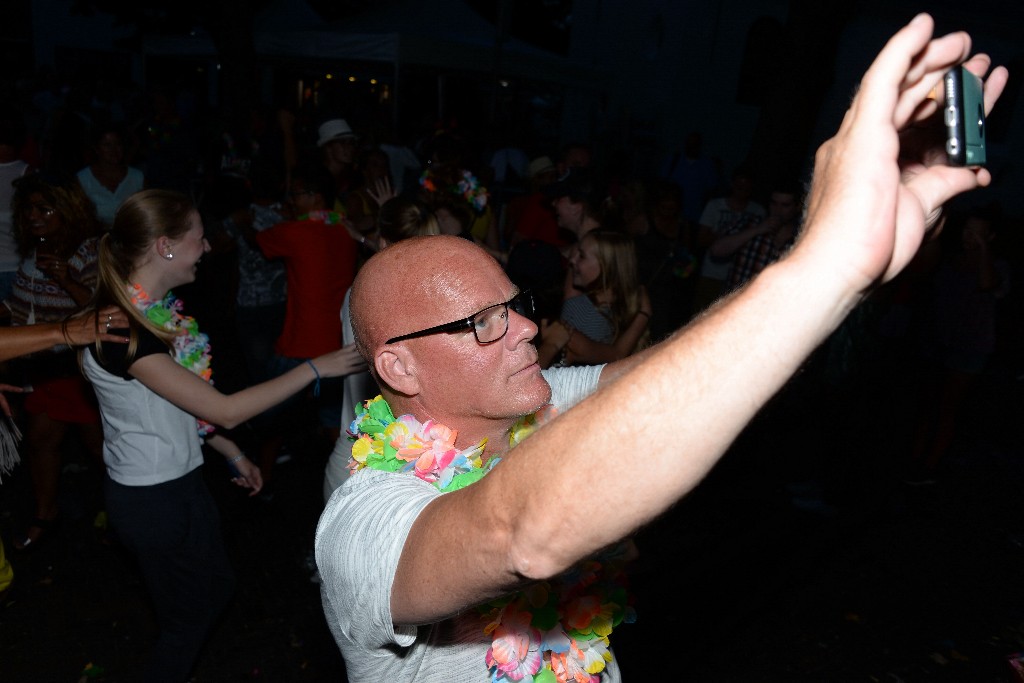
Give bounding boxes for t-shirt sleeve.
[88,326,169,379]
[316,470,439,651]
[542,364,603,411]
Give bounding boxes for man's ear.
[375,347,420,396]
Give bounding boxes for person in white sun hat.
[317,119,361,212]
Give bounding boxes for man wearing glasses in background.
[316,15,1007,682]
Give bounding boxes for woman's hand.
[540,319,571,350]
[312,344,367,379]
[230,455,264,496]
[537,319,572,369]
[0,383,25,418]
[367,177,397,208]
[36,253,71,286]
[64,307,130,346]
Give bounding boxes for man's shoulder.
[541,364,603,412]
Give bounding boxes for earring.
[164,253,174,260]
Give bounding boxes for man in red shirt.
[254,164,359,487]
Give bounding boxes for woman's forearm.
[0,324,68,362]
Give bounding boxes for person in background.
[76,123,144,229]
[905,207,1011,483]
[322,196,440,502]
[692,165,765,314]
[81,189,358,682]
[253,163,360,489]
[629,180,696,339]
[504,156,566,325]
[0,114,32,302]
[506,155,562,249]
[345,147,392,239]
[207,175,288,388]
[549,168,605,252]
[2,173,102,550]
[539,229,651,368]
[661,131,719,224]
[317,118,362,212]
[710,181,802,292]
[0,309,129,603]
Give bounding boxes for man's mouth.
[514,353,540,376]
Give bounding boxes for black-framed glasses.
[386,290,534,345]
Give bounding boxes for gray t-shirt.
[315,364,623,682]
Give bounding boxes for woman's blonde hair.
[377,197,439,244]
[90,189,197,361]
[580,230,644,341]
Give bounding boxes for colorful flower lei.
[419,168,490,213]
[129,283,215,437]
[347,396,635,682]
[298,208,346,224]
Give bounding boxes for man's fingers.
[905,165,988,228]
[854,14,937,126]
[978,63,1010,116]
[892,31,972,126]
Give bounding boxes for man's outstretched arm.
[392,14,1008,625]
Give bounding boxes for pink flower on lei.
[550,641,602,683]
[485,604,543,681]
[390,417,461,483]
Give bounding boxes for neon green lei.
[347,396,635,682]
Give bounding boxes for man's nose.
[507,307,538,346]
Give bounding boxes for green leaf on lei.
[440,468,489,493]
[367,398,395,424]
[146,306,172,326]
[534,669,557,683]
[366,450,404,473]
[362,420,387,435]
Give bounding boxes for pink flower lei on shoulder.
[347,396,635,682]
[129,283,215,437]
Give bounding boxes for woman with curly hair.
[2,172,103,550]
